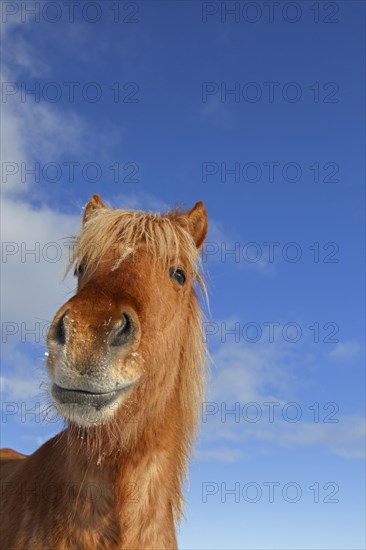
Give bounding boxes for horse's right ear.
[83,194,107,223]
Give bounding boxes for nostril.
[53,312,67,345]
[110,313,134,347]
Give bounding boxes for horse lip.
[51,383,133,408]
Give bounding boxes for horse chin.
[51,383,135,428]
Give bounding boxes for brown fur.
[0,195,208,550]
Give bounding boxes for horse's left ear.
[185,201,208,250]
[83,194,107,223]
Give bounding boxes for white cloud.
[0,25,84,391]
[200,405,366,460]
[1,196,79,326]
[1,374,43,403]
[201,218,276,274]
[1,89,97,198]
[199,94,233,130]
[0,370,44,404]
[194,448,248,462]
[329,340,362,361]
[112,191,171,213]
[0,345,47,403]
[0,24,131,199]
[0,24,107,329]
[200,341,366,459]
[2,31,49,77]
[208,339,295,403]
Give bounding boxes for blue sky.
[1,1,365,549]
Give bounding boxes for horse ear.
[185,201,208,250]
[83,194,106,223]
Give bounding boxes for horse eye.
[74,264,85,277]
[169,267,186,286]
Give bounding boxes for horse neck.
[114,390,184,548]
[56,382,187,548]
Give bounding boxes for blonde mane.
[67,207,205,287]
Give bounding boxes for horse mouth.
[51,383,133,411]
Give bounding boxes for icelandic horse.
[0,195,208,549]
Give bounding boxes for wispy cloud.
[1,374,42,403]
[1,197,79,324]
[0,346,47,402]
[194,448,248,462]
[199,94,234,130]
[199,339,366,460]
[329,340,362,361]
